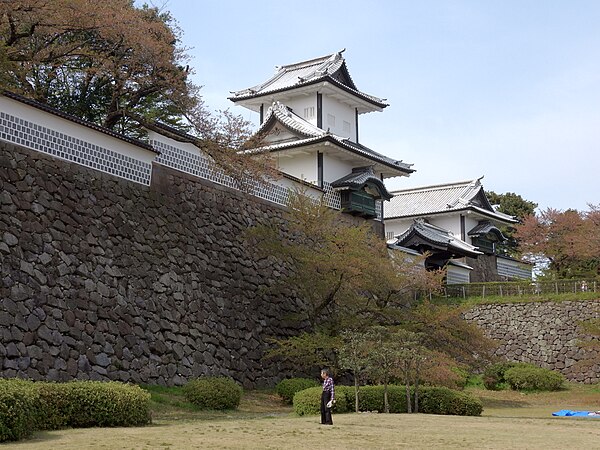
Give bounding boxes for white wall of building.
[428,214,462,238]
[275,151,317,184]
[147,130,199,156]
[0,96,156,165]
[447,265,471,284]
[322,152,355,183]
[285,96,318,127]
[322,95,356,141]
[384,218,413,238]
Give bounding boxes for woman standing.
[320,368,335,425]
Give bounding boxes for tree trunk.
[384,380,389,413]
[354,376,360,413]
[414,360,420,413]
[405,361,412,413]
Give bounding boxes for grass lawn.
[5,383,600,449]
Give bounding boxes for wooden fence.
[443,279,598,299]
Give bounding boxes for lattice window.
[375,200,383,221]
[322,182,342,210]
[0,111,152,185]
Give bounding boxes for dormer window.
[331,166,393,219]
[339,189,376,217]
[468,220,507,255]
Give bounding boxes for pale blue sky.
[152,0,599,211]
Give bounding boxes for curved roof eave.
[258,135,414,175]
[385,205,516,223]
[228,76,388,110]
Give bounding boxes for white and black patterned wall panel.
[0,112,152,185]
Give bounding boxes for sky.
[150,0,599,212]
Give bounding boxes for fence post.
[594,281,597,293]
[555,282,559,295]
[462,286,466,299]
[482,285,486,298]
[499,285,503,297]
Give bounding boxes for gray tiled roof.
[229,50,388,109]
[256,101,324,138]
[384,178,516,223]
[393,220,482,258]
[254,102,413,175]
[468,221,507,240]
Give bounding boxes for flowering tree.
[516,204,600,278]
[0,0,273,181]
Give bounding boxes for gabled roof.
[384,177,516,224]
[252,102,414,176]
[392,219,483,258]
[256,101,324,139]
[331,166,393,200]
[229,50,388,111]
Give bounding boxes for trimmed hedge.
[0,379,39,442]
[293,386,352,416]
[62,382,151,428]
[418,386,483,416]
[0,379,151,443]
[504,366,565,391]
[292,384,482,416]
[183,377,242,410]
[275,378,318,404]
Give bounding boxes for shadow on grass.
[480,397,529,408]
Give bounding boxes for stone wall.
[3,141,600,387]
[0,141,309,388]
[464,300,600,383]
[466,255,503,283]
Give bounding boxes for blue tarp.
[552,410,600,417]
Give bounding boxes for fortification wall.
[2,140,600,387]
[464,300,600,383]
[0,141,308,388]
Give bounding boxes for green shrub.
[0,379,39,442]
[0,379,151,442]
[275,378,317,404]
[483,362,534,390]
[292,386,351,416]
[354,385,407,413]
[418,386,483,416]
[183,377,242,410]
[504,366,565,391]
[450,366,470,389]
[292,384,481,416]
[35,382,72,430]
[64,381,151,427]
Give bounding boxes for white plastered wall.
[321,95,356,141]
[384,218,413,238]
[285,96,318,127]
[147,130,199,156]
[274,151,317,184]
[0,96,157,165]
[322,152,355,183]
